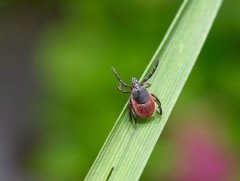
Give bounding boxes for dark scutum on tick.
[112,60,162,124]
[132,87,149,104]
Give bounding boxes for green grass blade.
[85,0,222,180]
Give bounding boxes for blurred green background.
[0,0,239,180]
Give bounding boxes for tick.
[111,60,162,124]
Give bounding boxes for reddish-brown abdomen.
[130,94,155,118]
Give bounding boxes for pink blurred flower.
[172,123,236,181]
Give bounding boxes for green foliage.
[24,0,240,180]
[85,0,222,180]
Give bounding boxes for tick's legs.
[112,67,131,87]
[141,82,151,88]
[117,84,131,93]
[151,93,162,115]
[141,60,159,83]
[129,101,137,124]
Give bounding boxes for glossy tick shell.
[130,87,155,118]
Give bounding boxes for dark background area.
[0,0,239,180]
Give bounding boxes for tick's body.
[130,88,155,118]
[112,60,162,124]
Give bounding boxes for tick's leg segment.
[129,101,137,124]
[117,84,131,93]
[141,82,151,88]
[141,60,159,83]
[151,93,162,115]
[112,67,131,87]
